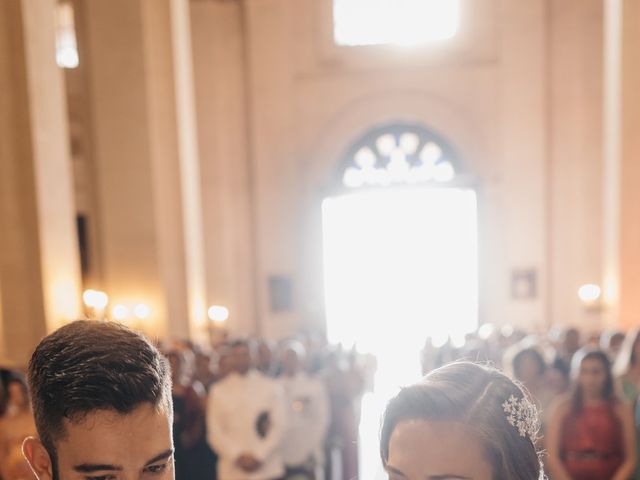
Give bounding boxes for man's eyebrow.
[73,463,123,473]
[72,449,173,473]
[145,448,174,466]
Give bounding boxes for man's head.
[23,320,174,480]
[280,340,306,377]
[229,339,253,376]
[255,340,274,375]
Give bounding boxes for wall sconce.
[208,305,229,323]
[112,304,129,321]
[82,289,108,320]
[134,303,151,320]
[110,303,151,332]
[207,305,229,348]
[578,284,602,311]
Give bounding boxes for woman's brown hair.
[380,362,543,480]
[570,348,616,413]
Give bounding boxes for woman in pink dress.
[546,349,637,480]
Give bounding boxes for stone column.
[78,0,207,340]
[548,0,603,329]
[190,0,256,337]
[601,0,640,330]
[0,0,82,365]
[617,0,640,329]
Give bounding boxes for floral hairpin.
[502,394,539,442]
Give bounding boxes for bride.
[380,361,543,480]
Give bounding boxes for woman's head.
[571,348,614,409]
[511,347,546,385]
[6,373,29,412]
[380,362,541,480]
[164,350,184,385]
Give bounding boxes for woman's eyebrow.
[385,464,407,477]
[385,464,471,480]
[429,476,471,480]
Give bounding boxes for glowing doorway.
[322,187,478,479]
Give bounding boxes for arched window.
[339,123,462,189]
[323,123,478,480]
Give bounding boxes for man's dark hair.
[27,320,172,472]
[229,338,251,349]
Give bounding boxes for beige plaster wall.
[549,0,604,331]
[619,0,640,331]
[191,1,257,336]
[189,0,605,337]
[0,0,82,366]
[80,0,194,339]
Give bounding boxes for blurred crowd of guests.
[160,332,368,480]
[1,325,640,480]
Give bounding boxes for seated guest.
[614,329,640,480]
[546,349,637,480]
[0,368,9,415]
[0,373,36,480]
[166,349,217,480]
[603,330,627,363]
[380,362,543,480]
[509,346,554,423]
[194,348,218,392]
[279,341,329,480]
[216,347,235,381]
[22,320,175,480]
[255,339,277,377]
[551,327,582,380]
[322,350,364,480]
[207,339,286,480]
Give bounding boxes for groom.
[22,320,175,480]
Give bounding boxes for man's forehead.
[65,402,168,427]
[56,403,172,464]
[58,403,171,448]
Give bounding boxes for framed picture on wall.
[511,268,537,300]
[268,275,293,313]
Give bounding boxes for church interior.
[1,0,640,479]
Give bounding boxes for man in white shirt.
[279,341,330,480]
[207,339,286,480]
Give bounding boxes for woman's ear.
[22,436,54,480]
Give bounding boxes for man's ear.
[22,436,53,480]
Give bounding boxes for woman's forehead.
[387,419,492,480]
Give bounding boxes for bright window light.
[322,187,478,480]
[333,0,460,47]
[322,188,478,356]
